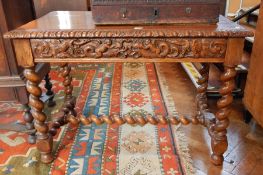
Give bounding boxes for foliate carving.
[31,38,226,59]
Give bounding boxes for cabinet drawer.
[92,3,220,25]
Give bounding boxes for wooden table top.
[4,11,253,39]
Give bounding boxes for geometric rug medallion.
[0,63,194,175]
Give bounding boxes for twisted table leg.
[210,64,236,165]
[23,104,36,144]
[197,63,209,110]
[195,63,210,125]
[60,63,76,117]
[24,67,53,163]
[44,73,56,107]
[49,63,77,137]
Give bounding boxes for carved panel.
[92,0,218,4]
[30,38,227,59]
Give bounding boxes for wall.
[228,0,261,14]
[33,0,90,18]
[243,0,263,126]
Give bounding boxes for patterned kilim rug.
[0,63,194,175]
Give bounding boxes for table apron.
[34,57,225,63]
[30,38,227,62]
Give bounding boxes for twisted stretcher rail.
[66,113,201,126]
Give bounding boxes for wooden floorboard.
[158,63,263,175]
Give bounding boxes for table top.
[4,11,253,39]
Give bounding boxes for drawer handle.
[120,8,127,18]
[185,7,192,14]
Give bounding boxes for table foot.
[37,136,53,164]
[41,154,54,164]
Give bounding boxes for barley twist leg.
[24,67,53,163]
[195,63,210,125]
[44,73,56,107]
[60,63,76,117]
[210,64,236,165]
[49,63,77,136]
[23,104,36,144]
[197,63,210,111]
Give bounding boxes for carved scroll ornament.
[31,38,227,59]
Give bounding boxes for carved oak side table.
[4,11,253,166]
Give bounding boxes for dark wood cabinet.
[0,0,53,144]
[91,0,222,25]
[0,0,35,102]
[244,1,263,127]
[0,0,91,102]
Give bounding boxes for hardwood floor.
[158,63,263,175]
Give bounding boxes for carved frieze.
[30,38,227,59]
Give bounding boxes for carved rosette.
[30,38,227,59]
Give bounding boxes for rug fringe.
[155,63,196,175]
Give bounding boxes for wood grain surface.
[4,12,253,39]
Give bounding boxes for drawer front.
[92,4,220,25]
